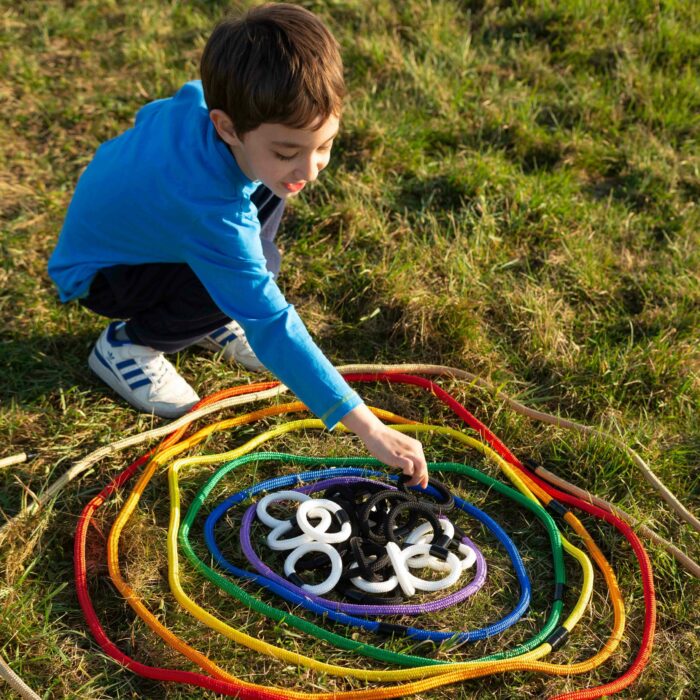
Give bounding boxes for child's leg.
[80,186,286,354]
[80,263,229,353]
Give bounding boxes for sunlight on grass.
[1,0,698,698]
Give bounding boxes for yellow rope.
[102,405,623,698]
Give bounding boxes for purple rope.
[239,476,487,615]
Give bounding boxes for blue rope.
[200,466,533,642]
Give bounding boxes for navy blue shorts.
[80,185,284,352]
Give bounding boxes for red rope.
[74,373,655,698]
[74,382,287,699]
[344,373,656,700]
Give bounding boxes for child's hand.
[361,424,428,489]
[341,405,428,489]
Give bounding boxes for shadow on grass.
[395,172,479,212]
[583,167,684,246]
[316,298,470,369]
[0,313,458,409]
[0,330,100,405]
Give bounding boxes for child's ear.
[210,109,243,147]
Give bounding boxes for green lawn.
[1,1,699,698]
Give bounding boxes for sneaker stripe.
[129,378,152,390]
[209,327,229,340]
[116,359,137,370]
[122,368,144,380]
[219,333,238,345]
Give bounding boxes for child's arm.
[341,405,428,489]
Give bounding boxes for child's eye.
[274,152,296,161]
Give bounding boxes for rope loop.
[296,499,352,544]
[266,507,332,551]
[399,475,456,513]
[359,491,416,545]
[283,542,343,595]
[385,542,463,595]
[256,490,311,528]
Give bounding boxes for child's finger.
[413,466,428,490]
[402,460,427,488]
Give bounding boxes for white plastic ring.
[406,542,476,573]
[347,558,399,593]
[404,518,455,545]
[267,507,332,551]
[385,542,416,596]
[296,498,352,544]
[407,546,462,592]
[284,542,343,595]
[457,542,477,570]
[386,542,463,594]
[404,518,458,572]
[256,490,311,528]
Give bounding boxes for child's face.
[211,111,339,199]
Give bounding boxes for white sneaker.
[88,321,200,418]
[196,320,266,372]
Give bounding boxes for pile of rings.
[4,367,671,699]
[252,478,478,600]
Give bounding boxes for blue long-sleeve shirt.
[48,81,362,428]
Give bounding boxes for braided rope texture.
[2,366,681,698]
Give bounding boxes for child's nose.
[295,157,322,182]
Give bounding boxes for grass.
[1,0,699,697]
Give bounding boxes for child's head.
[201,3,344,198]
[201,3,344,136]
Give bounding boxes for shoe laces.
[133,347,175,389]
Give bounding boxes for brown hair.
[200,3,345,136]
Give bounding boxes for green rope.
[178,452,565,667]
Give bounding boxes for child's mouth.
[282,181,305,193]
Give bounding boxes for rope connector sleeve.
[287,573,305,588]
[433,533,452,550]
[546,625,570,652]
[334,509,351,526]
[553,581,565,602]
[521,458,540,473]
[453,522,467,540]
[547,499,571,518]
[429,544,449,561]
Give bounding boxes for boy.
[48,3,428,487]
